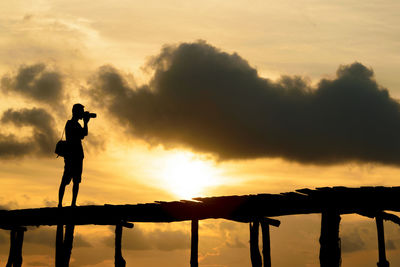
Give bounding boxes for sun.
[161,152,220,199]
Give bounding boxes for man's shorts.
[62,157,83,185]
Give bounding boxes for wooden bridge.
[1,186,400,267]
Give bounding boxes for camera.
[84,111,97,119]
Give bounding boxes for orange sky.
[1,1,400,266]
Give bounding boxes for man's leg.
[71,182,79,207]
[60,158,71,208]
[58,181,67,208]
[71,158,83,207]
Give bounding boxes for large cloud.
[88,41,400,165]
[341,220,399,254]
[341,229,366,253]
[24,226,91,249]
[1,63,64,107]
[0,108,58,158]
[0,62,103,159]
[104,226,189,251]
[0,63,67,159]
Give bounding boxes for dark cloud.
[104,225,190,251]
[225,236,246,249]
[0,134,34,158]
[218,221,246,248]
[87,41,400,165]
[341,219,400,254]
[386,239,396,250]
[341,230,365,253]
[1,63,64,107]
[0,108,58,158]
[24,226,91,248]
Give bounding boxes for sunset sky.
[1,1,400,266]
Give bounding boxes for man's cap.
[72,103,84,113]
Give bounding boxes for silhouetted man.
[58,103,89,207]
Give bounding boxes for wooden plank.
[381,212,400,226]
[295,188,314,195]
[280,192,308,199]
[261,217,280,228]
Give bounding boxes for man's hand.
[82,114,89,137]
[83,114,90,124]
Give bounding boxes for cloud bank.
[1,63,64,106]
[0,63,71,159]
[88,41,400,165]
[341,221,398,254]
[0,108,58,158]
[104,226,189,251]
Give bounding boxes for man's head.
[72,103,84,119]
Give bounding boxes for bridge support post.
[114,221,134,267]
[64,225,75,266]
[56,225,63,267]
[250,221,262,267]
[115,224,126,267]
[6,229,17,267]
[260,221,271,267]
[190,219,199,267]
[319,210,341,267]
[6,227,26,267]
[376,215,390,267]
[55,225,75,267]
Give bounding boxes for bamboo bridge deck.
[2,186,400,267]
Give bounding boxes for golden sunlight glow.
[161,152,221,199]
